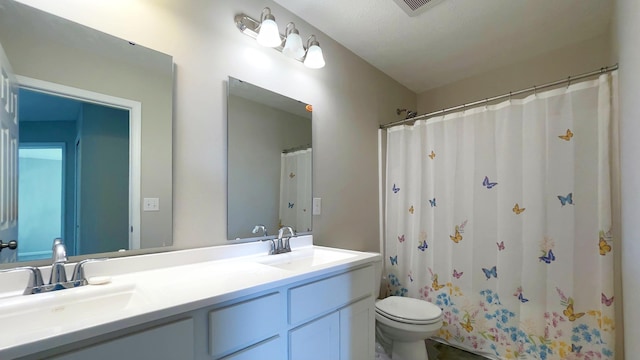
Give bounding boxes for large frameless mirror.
[0,0,173,265]
[227,77,312,240]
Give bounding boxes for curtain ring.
[509,91,513,103]
[484,98,489,110]
[567,76,571,89]
[534,85,537,96]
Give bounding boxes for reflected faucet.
[50,238,68,284]
[252,224,268,237]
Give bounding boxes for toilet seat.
[375,296,442,325]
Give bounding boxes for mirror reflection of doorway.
[18,88,130,260]
[18,145,64,261]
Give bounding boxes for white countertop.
[0,236,381,359]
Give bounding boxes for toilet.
[374,262,443,360]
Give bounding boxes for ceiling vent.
[392,0,446,16]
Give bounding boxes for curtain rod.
[380,63,619,129]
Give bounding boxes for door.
[0,43,18,263]
[340,298,375,360]
[289,312,340,360]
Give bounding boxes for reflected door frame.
[17,76,142,250]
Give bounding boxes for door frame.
[17,76,142,250]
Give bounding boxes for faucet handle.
[71,258,108,285]
[261,238,277,255]
[0,266,44,294]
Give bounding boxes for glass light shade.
[304,44,325,69]
[282,32,305,59]
[256,18,281,47]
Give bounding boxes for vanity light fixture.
[256,7,281,47]
[235,9,326,69]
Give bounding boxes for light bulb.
[304,43,325,69]
[283,31,305,59]
[256,16,281,47]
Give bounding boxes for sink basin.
[256,247,357,271]
[0,281,148,338]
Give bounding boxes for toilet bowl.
[375,296,443,360]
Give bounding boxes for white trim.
[17,76,141,250]
[378,129,384,256]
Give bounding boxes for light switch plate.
[312,197,321,215]
[143,198,160,211]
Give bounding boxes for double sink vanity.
[0,236,381,360]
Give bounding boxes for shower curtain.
[279,148,312,233]
[383,72,617,359]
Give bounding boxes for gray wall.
[416,32,612,113]
[613,0,639,356]
[78,103,129,254]
[227,94,311,240]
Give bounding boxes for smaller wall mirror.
[227,77,312,240]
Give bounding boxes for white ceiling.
[274,0,613,94]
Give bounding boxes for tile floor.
[426,339,488,360]
[375,339,488,360]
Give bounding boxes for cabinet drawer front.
[209,292,284,358]
[222,336,285,360]
[289,266,373,324]
[51,318,194,360]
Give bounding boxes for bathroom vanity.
[0,236,380,360]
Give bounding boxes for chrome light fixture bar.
[235,8,325,69]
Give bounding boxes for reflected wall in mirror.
[0,0,173,264]
[227,77,312,240]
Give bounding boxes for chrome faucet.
[0,238,106,295]
[260,226,296,255]
[277,226,295,253]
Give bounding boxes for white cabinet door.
[289,312,340,360]
[340,297,375,360]
[51,318,195,360]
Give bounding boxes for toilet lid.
[376,296,442,324]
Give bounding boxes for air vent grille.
[392,0,446,16]
[405,0,431,11]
